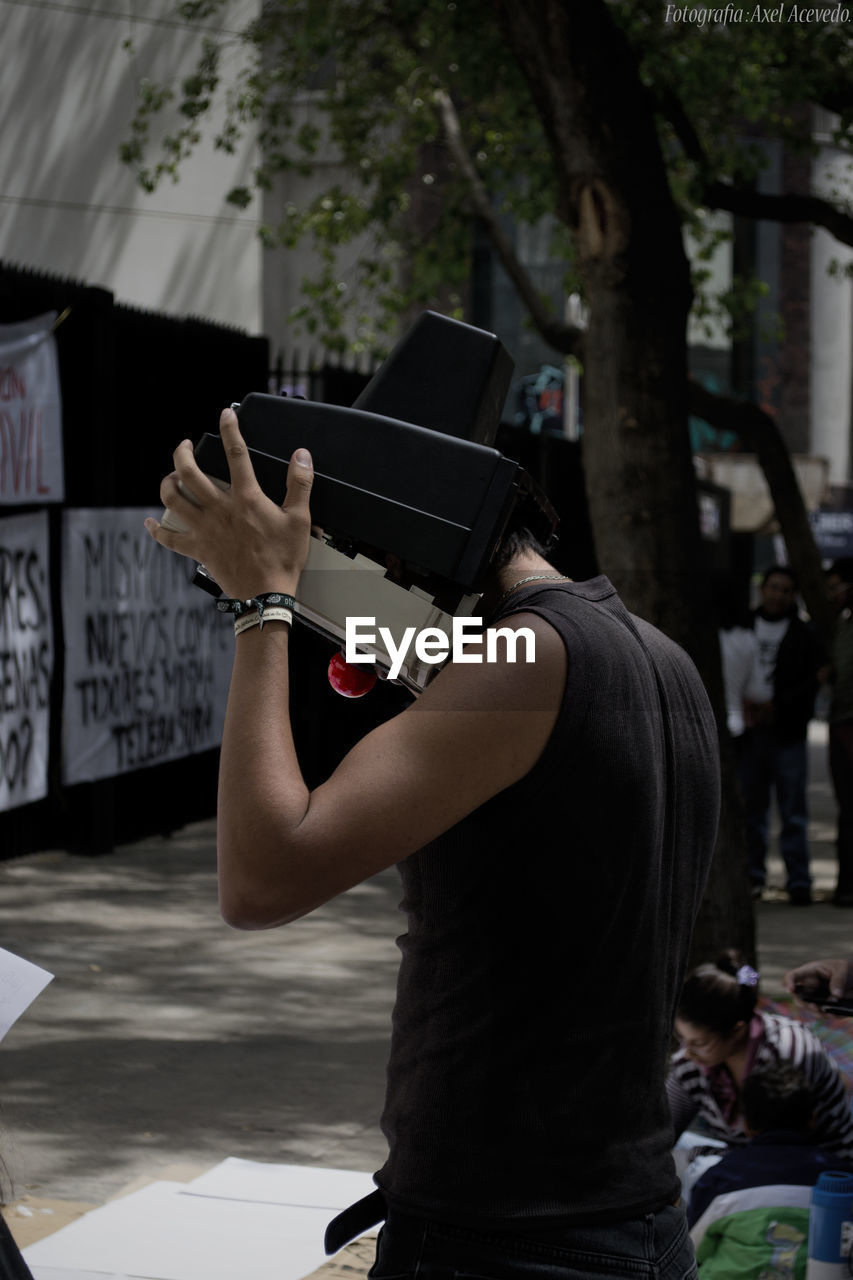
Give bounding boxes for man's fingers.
[829,959,851,998]
[144,515,190,557]
[170,439,227,509]
[219,407,259,492]
[283,447,314,519]
[160,470,199,511]
[145,515,169,544]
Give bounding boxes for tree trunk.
[491,0,755,962]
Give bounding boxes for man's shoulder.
[504,579,713,718]
[786,612,812,633]
[781,612,823,646]
[628,612,712,699]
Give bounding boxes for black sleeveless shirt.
[375,577,719,1227]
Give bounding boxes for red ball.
[327,651,378,698]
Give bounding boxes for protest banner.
[62,509,233,785]
[0,511,52,811]
[0,314,64,504]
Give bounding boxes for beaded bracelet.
[234,606,293,636]
[216,592,296,627]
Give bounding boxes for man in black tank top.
[148,409,719,1280]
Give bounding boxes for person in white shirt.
[720,625,759,739]
[739,565,824,906]
[715,577,760,742]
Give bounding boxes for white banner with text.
[0,511,52,811]
[0,313,64,504]
[62,509,233,784]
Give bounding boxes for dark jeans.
[738,728,811,892]
[829,720,853,896]
[367,1205,698,1280]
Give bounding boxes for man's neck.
[481,555,565,616]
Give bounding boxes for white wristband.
[234,606,293,636]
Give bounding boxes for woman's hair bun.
[677,948,759,1034]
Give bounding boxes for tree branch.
[688,380,834,639]
[657,85,707,171]
[659,85,853,248]
[432,88,582,357]
[705,181,853,249]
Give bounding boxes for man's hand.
[783,958,853,1005]
[144,407,314,601]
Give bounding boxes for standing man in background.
[825,558,853,906]
[740,565,824,905]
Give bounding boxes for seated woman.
[667,951,853,1163]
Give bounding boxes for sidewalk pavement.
[1,722,852,1236]
[0,825,402,1213]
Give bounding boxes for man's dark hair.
[762,563,796,588]
[742,1064,814,1135]
[492,526,552,570]
[829,557,853,586]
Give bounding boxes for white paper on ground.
[183,1157,376,1213]
[23,1165,378,1280]
[0,946,54,1041]
[29,1270,139,1280]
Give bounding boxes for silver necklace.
[498,573,572,604]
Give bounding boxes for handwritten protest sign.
[0,511,52,811]
[62,509,233,784]
[0,313,64,504]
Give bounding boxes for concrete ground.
[1,721,852,1220]
[0,830,401,1209]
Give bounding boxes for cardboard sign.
[0,510,52,810]
[62,510,233,784]
[0,313,64,504]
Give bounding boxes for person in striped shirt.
[667,951,853,1163]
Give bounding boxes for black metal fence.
[268,348,378,408]
[0,263,270,859]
